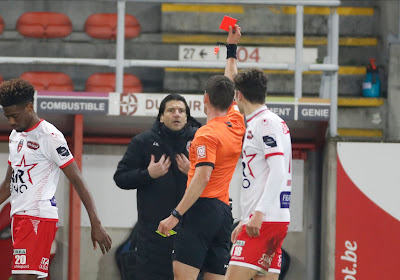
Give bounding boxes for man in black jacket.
[113,94,201,280]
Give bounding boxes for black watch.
[171,208,182,220]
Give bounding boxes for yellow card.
[156,230,177,237]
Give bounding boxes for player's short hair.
[0,78,35,107]
[205,75,235,111]
[234,68,268,104]
[157,94,191,121]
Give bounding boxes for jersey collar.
[24,119,44,132]
[246,106,269,123]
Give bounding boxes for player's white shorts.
[229,222,289,274]
[12,215,58,278]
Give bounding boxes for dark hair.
[157,94,191,122]
[0,78,35,107]
[205,75,235,111]
[234,68,268,104]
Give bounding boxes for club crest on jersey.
[263,135,277,148]
[17,139,24,153]
[27,141,40,150]
[56,145,70,159]
[196,145,206,159]
[247,130,253,139]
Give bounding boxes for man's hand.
[176,153,190,175]
[231,221,243,243]
[148,154,171,179]
[91,223,112,254]
[227,24,241,45]
[158,215,179,237]
[245,211,264,238]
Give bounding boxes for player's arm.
[157,165,213,236]
[224,24,241,81]
[246,155,286,237]
[62,162,112,254]
[0,165,12,205]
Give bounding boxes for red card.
[219,16,237,32]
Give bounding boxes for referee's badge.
[197,145,206,159]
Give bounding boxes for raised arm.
[224,24,242,81]
[62,162,112,254]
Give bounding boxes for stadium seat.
[20,71,74,91]
[85,73,142,93]
[84,13,141,40]
[16,12,72,38]
[0,75,3,84]
[0,16,4,34]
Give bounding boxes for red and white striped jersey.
[8,119,74,219]
[240,106,292,224]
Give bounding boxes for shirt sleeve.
[191,132,218,169]
[41,132,75,169]
[257,118,284,158]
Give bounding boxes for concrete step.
[337,97,385,138]
[163,67,366,96]
[161,4,378,36]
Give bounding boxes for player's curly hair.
[234,68,268,104]
[0,78,35,107]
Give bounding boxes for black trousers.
[135,223,174,280]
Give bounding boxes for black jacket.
[113,117,201,226]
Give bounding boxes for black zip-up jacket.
[113,118,201,226]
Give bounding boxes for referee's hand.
[158,215,179,237]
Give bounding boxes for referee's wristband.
[226,44,237,59]
[171,208,182,220]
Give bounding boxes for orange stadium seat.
[85,73,142,93]
[20,72,74,91]
[0,16,4,34]
[16,12,72,38]
[84,13,141,39]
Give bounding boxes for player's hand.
[227,24,241,45]
[231,221,243,243]
[245,211,263,238]
[158,215,179,237]
[148,154,171,178]
[91,223,112,254]
[176,153,190,175]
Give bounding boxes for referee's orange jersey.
[187,102,245,205]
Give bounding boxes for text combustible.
[40,102,106,111]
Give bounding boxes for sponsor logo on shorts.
[258,253,275,268]
[56,145,70,159]
[263,135,277,148]
[13,249,26,255]
[196,145,206,159]
[39,257,50,271]
[280,191,291,208]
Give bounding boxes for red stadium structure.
[16,12,72,38]
[84,13,141,40]
[20,71,74,91]
[0,16,4,34]
[85,73,142,93]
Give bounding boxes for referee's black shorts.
[173,197,233,275]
